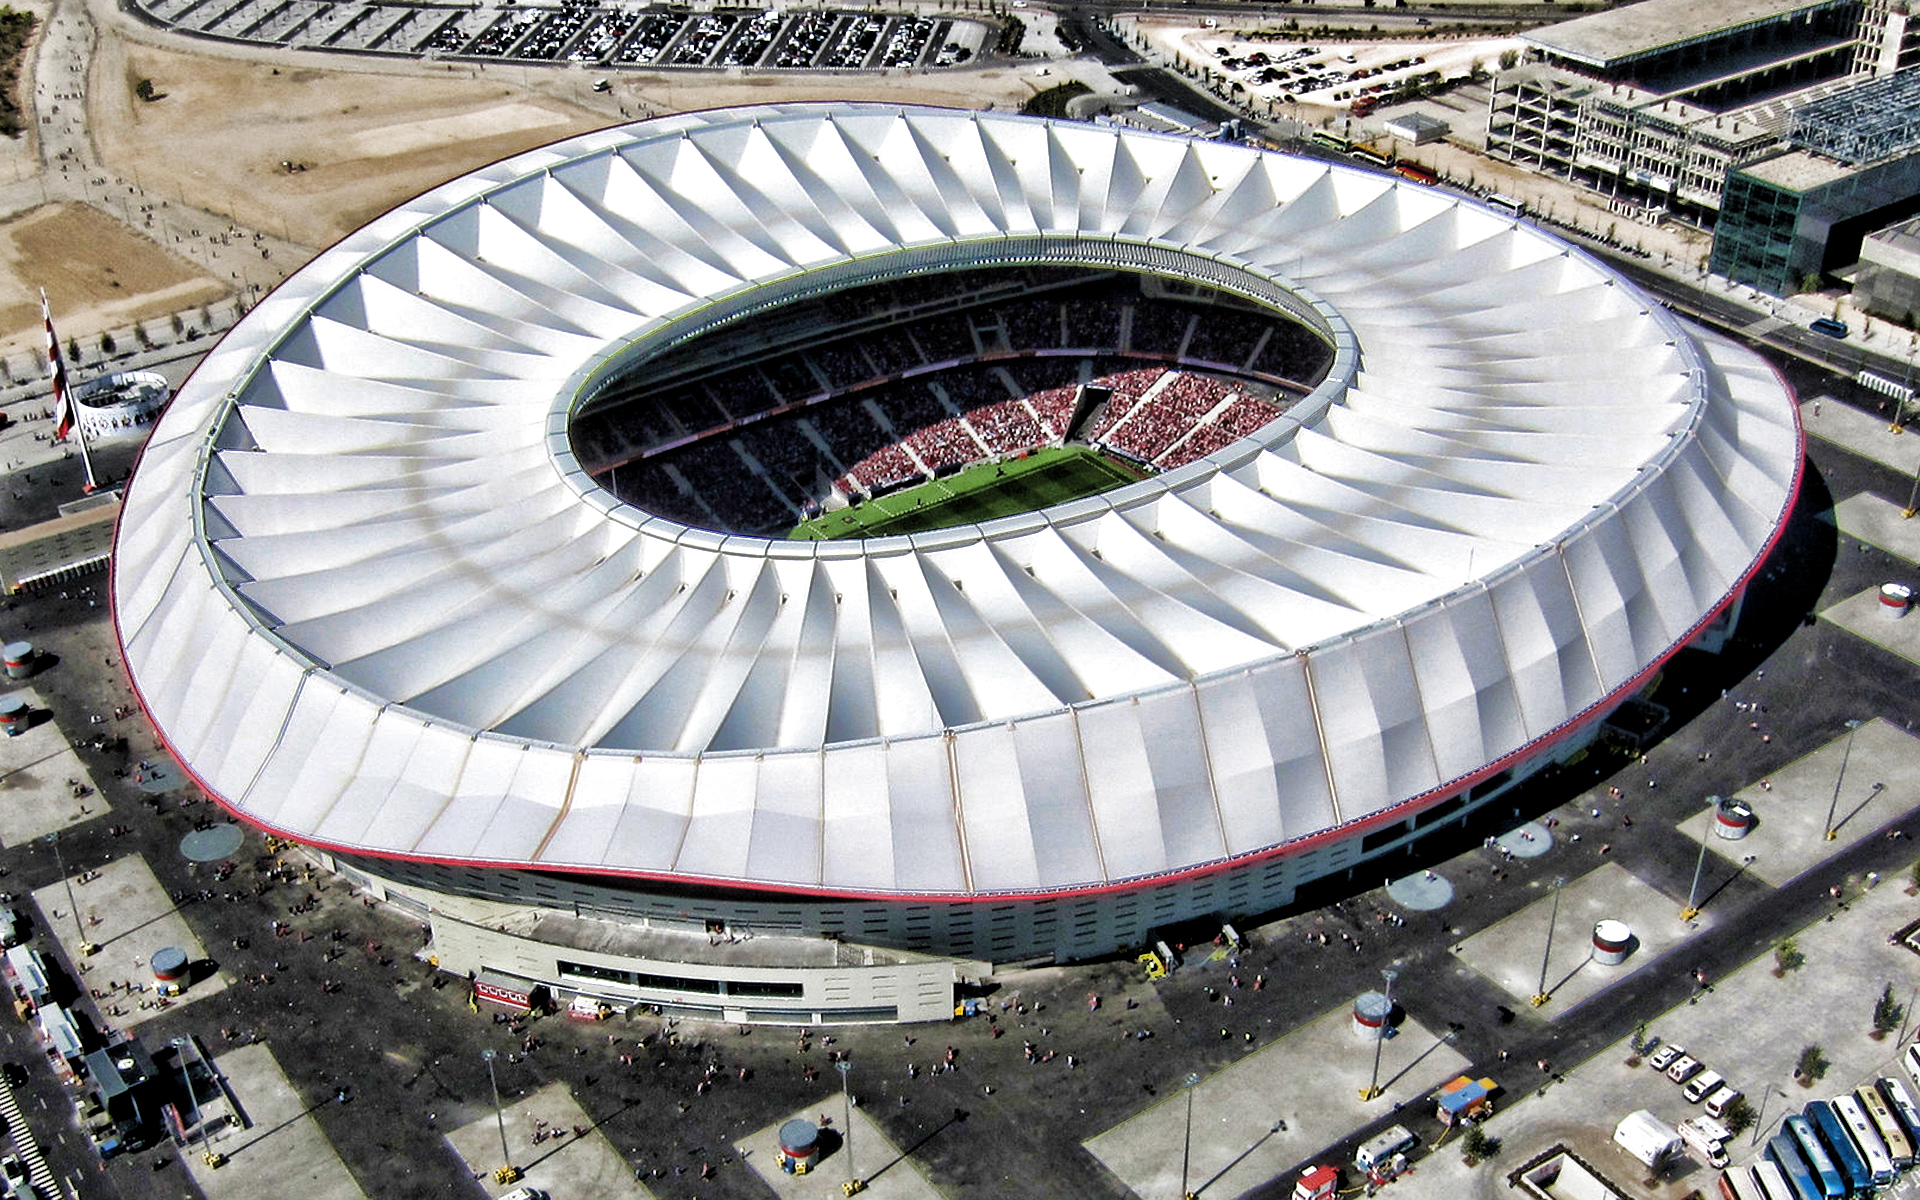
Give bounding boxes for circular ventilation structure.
[114,104,1800,953]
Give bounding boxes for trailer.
[1615,1110,1683,1169]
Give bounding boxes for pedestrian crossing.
[0,1075,59,1198]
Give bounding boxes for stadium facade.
[113,104,1801,1024]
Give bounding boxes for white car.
[1666,1056,1702,1085]
[500,1189,550,1200]
[1647,1044,1683,1071]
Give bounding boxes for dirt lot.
[0,201,222,353]
[85,43,1044,248]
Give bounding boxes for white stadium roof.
[113,104,1800,901]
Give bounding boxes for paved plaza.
[446,1080,654,1200]
[1452,862,1710,1019]
[1833,491,1920,563]
[1416,850,1920,1200]
[182,1042,366,1200]
[29,852,226,1028]
[739,1102,945,1200]
[0,686,106,847]
[1084,1002,1471,1199]
[1803,395,1920,475]
[1826,582,1920,670]
[1694,717,1920,887]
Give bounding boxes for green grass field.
[791,446,1143,541]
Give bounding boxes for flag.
[42,291,73,441]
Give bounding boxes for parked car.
[1666,1055,1703,1084]
[1811,316,1849,338]
[1648,1043,1683,1071]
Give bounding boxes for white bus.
[1718,1164,1767,1200]
[1750,1159,1796,1200]
[1486,194,1525,218]
[1832,1092,1896,1185]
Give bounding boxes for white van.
[1354,1125,1416,1173]
[1905,1041,1920,1094]
[1704,1085,1743,1119]
[1683,1069,1724,1103]
[1678,1115,1731,1169]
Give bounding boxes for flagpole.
[40,289,98,493]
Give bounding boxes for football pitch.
[791,446,1143,540]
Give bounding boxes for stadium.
[113,104,1801,1024]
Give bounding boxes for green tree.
[98,330,114,357]
[65,336,80,364]
[1795,1044,1828,1086]
[169,312,185,338]
[1874,983,1904,1039]
[1462,1126,1500,1163]
[1721,1097,1756,1139]
[1773,936,1804,977]
[1499,49,1519,70]
[134,322,152,350]
[1800,271,1822,294]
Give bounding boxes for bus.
[1805,1100,1870,1192]
[1349,141,1392,167]
[1310,130,1353,153]
[1856,1084,1911,1167]
[1393,162,1437,185]
[1831,1093,1895,1184]
[1486,193,1526,218]
[1752,1159,1799,1200]
[1768,1130,1827,1200]
[1879,1076,1920,1146]
[1784,1114,1846,1198]
[1719,1165,1769,1200]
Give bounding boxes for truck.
[1678,1114,1731,1168]
[1614,1110,1683,1169]
[1292,1164,1339,1200]
[1355,1125,1417,1176]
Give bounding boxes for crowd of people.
[571,274,1330,533]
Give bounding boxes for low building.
[1853,213,1920,321]
[1384,113,1450,146]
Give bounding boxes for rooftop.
[1525,0,1844,69]
[1737,147,1857,191]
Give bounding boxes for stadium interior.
[568,266,1335,537]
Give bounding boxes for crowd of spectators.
[576,270,1328,531]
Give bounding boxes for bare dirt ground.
[0,0,1051,356]
[0,201,224,349]
[86,43,1044,249]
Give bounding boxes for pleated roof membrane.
[114,104,1800,899]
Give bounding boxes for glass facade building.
[1711,150,1920,294]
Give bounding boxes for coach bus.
[1769,1130,1829,1200]
[1785,1114,1846,1197]
[1831,1094,1895,1184]
[1753,1159,1799,1200]
[1311,129,1352,153]
[1806,1100,1871,1192]
[1860,1082,1915,1167]
[1393,162,1436,185]
[1880,1076,1920,1146]
[1720,1165,1769,1200]
[1349,141,1392,167]
[1486,193,1526,218]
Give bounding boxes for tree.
[1499,49,1519,71]
[135,322,152,350]
[1795,1044,1828,1086]
[169,312,185,338]
[98,330,115,357]
[1720,1097,1756,1139]
[1873,983,1904,1039]
[1462,1126,1500,1164]
[65,336,80,364]
[1773,936,1804,977]
[1908,857,1920,895]
[1800,272,1822,294]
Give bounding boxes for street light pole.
[1680,811,1713,921]
[1359,969,1398,1101]
[1824,719,1865,841]
[1531,877,1566,1007]
[44,834,92,956]
[481,1048,517,1185]
[837,1059,864,1195]
[173,1036,200,1152]
[1179,1071,1202,1200]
